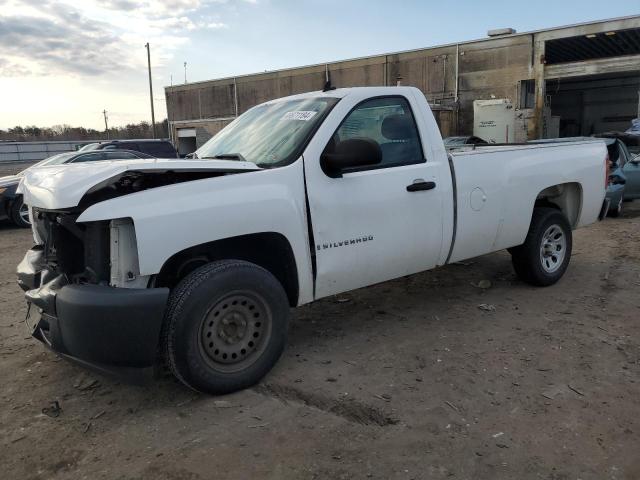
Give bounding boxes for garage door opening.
[546,72,640,137]
[177,128,197,157]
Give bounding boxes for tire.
[510,207,572,287]
[163,260,290,394]
[608,197,623,218]
[10,196,31,228]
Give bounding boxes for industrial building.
[165,15,640,155]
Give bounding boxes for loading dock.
[547,73,640,137]
[176,128,197,157]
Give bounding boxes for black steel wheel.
[198,291,272,373]
[163,260,289,394]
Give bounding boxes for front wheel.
[510,208,572,286]
[163,260,290,394]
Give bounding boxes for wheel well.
[155,232,299,306]
[534,182,582,228]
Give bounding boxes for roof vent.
[488,28,516,37]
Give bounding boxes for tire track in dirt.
[254,383,398,427]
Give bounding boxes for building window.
[519,80,536,109]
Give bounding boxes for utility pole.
[184,61,187,84]
[103,109,109,139]
[145,42,157,139]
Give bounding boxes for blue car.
[597,137,629,217]
[595,133,640,209]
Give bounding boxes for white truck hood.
[21,158,261,209]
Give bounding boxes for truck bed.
[446,140,607,263]
[448,139,605,156]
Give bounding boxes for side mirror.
[609,174,626,186]
[320,138,382,178]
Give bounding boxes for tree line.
[0,120,169,142]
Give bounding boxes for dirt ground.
[0,161,34,176]
[0,203,638,480]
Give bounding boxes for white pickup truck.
[17,87,609,394]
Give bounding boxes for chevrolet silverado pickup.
[17,87,609,394]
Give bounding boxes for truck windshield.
[195,97,339,168]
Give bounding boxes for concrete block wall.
[167,33,536,145]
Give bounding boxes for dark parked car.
[443,136,488,147]
[0,175,29,228]
[79,139,178,158]
[31,149,154,167]
[0,149,154,228]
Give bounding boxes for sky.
[0,0,638,130]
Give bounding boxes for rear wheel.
[510,208,572,286]
[163,260,289,394]
[10,196,30,228]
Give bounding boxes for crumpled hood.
[21,158,261,210]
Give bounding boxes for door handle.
[406,181,436,192]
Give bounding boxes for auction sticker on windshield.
[282,111,318,121]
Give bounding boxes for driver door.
[303,94,445,300]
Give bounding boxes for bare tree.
[0,120,169,142]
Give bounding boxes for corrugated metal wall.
[166,34,534,146]
[0,140,95,163]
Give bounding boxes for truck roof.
[264,86,423,103]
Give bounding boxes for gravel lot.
[0,203,638,480]
[0,161,34,176]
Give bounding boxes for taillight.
[605,154,610,188]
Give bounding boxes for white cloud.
[0,0,252,77]
[0,0,257,128]
[206,21,229,29]
[0,3,140,76]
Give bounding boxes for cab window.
[330,96,424,171]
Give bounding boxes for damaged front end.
[19,209,110,304]
[17,160,261,380]
[18,209,168,381]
